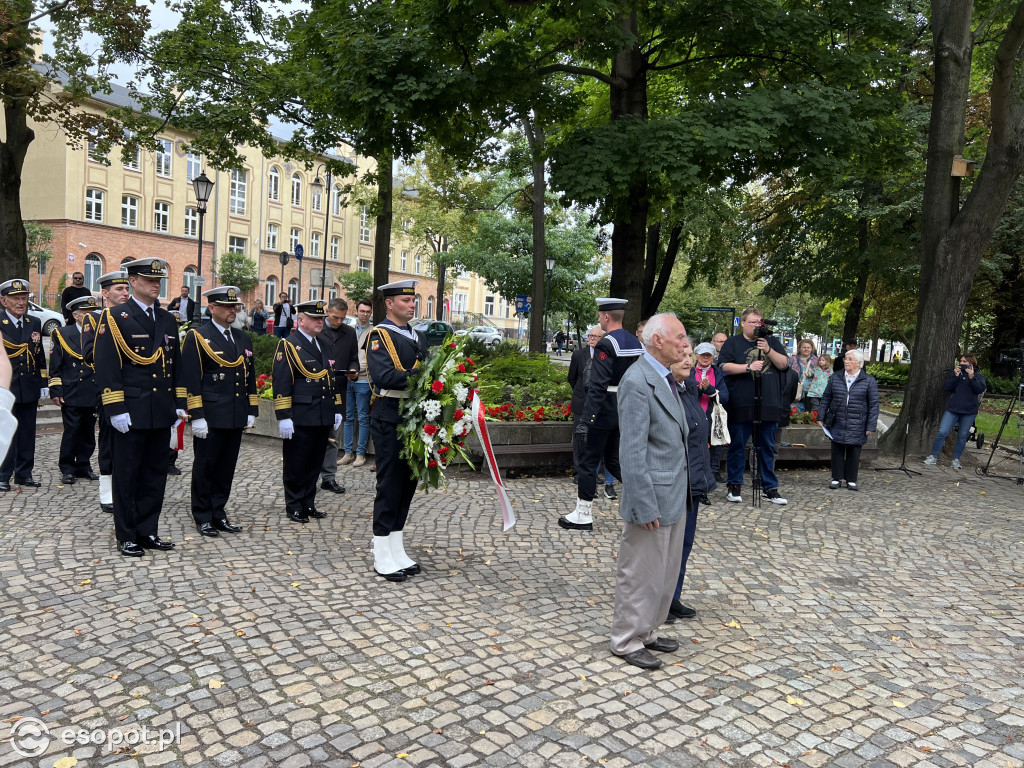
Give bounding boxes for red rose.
[454,409,464,420]
[533,411,544,422]
[439,446,450,454]
[431,380,444,394]
[457,363,466,372]
[449,342,456,348]
[428,460,438,468]
[423,424,439,436]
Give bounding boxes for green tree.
[339,271,373,306]
[214,252,259,292]
[24,221,52,270]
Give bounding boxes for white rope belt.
[606,386,618,392]
[378,389,410,398]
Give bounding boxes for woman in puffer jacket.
[817,349,879,491]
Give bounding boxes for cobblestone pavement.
[1,434,1023,768]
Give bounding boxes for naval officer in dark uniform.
[83,270,131,512]
[49,295,101,485]
[559,297,643,531]
[180,286,256,537]
[366,279,428,582]
[93,258,182,557]
[272,299,342,523]
[0,278,47,491]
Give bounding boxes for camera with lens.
[753,319,778,339]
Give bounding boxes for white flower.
[420,400,442,420]
[453,422,467,437]
[439,428,449,442]
[453,384,469,403]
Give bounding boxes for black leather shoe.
[167,465,182,476]
[286,509,309,523]
[669,599,697,619]
[320,479,346,494]
[61,473,76,485]
[212,518,243,533]
[305,507,327,519]
[101,503,114,513]
[620,649,662,669]
[15,477,41,487]
[118,541,145,557]
[557,516,593,531]
[0,481,10,491]
[402,563,421,575]
[76,470,100,480]
[644,637,680,653]
[197,522,220,537]
[375,567,407,582]
[138,535,175,551]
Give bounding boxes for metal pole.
[194,203,205,325]
[320,169,331,297]
[543,270,550,349]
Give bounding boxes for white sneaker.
[952,459,962,470]
[923,455,937,466]
[764,488,788,505]
[726,485,742,503]
[558,499,594,530]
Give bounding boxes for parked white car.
[467,325,502,347]
[28,300,64,335]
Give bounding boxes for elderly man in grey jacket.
[609,313,691,670]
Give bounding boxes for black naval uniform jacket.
[93,301,181,429]
[579,328,644,431]
[365,321,427,423]
[48,323,98,407]
[0,312,47,403]
[180,321,258,429]
[271,331,342,426]
[319,322,360,412]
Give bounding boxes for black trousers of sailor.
[96,411,113,475]
[191,428,244,524]
[575,426,621,502]
[0,402,38,482]
[370,415,418,536]
[283,425,331,512]
[111,427,169,543]
[58,405,96,476]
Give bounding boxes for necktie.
[146,307,155,323]
[225,329,233,349]
[666,373,680,401]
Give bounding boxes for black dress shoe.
[320,479,346,493]
[644,637,680,653]
[620,649,662,670]
[286,509,309,523]
[197,522,220,537]
[138,535,175,551]
[375,567,407,582]
[61,473,76,485]
[76,470,100,480]
[557,516,593,531]
[101,503,114,513]
[305,507,327,519]
[118,541,145,557]
[167,465,182,476]
[212,518,243,533]
[15,477,41,487]
[0,481,10,491]
[669,599,697,619]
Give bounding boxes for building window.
[358,259,370,273]
[85,189,105,222]
[312,185,322,212]
[414,252,422,274]
[266,223,279,252]
[121,195,138,228]
[153,201,170,232]
[268,166,281,202]
[453,292,468,315]
[427,296,434,319]
[484,295,495,316]
[310,232,321,259]
[329,283,339,300]
[87,128,107,164]
[309,285,320,301]
[291,173,302,206]
[288,278,298,304]
[289,228,301,254]
[84,253,103,292]
[330,236,340,261]
[400,250,408,272]
[332,184,342,216]
[185,207,198,238]
[183,266,198,296]
[360,207,371,243]
[122,132,140,170]
[264,276,278,307]
[228,236,246,254]
[230,168,247,215]
[155,138,173,177]
[186,152,201,183]
[414,294,421,317]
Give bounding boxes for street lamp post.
[191,170,215,325]
[543,256,555,349]
[311,166,332,299]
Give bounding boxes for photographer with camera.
[923,354,986,470]
[718,307,790,505]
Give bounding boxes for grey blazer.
[616,355,690,526]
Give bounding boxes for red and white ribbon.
[471,393,515,531]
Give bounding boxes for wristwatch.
[746,363,752,372]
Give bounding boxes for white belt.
[607,386,618,392]
[378,389,410,398]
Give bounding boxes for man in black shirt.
[717,307,790,505]
[60,272,91,325]
[319,298,359,494]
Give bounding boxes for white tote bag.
[709,392,730,446]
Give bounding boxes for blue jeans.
[726,420,779,491]
[344,381,372,455]
[930,411,976,460]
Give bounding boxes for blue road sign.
[295,244,304,261]
[515,294,531,313]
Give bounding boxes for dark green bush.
[476,351,571,408]
[252,333,279,378]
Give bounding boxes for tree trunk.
[522,116,547,354]
[372,151,394,324]
[0,98,34,280]
[883,0,1024,455]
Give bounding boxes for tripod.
[978,380,1024,485]
[749,350,764,507]
[875,379,922,477]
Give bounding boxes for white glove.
[333,414,342,432]
[279,418,294,439]
[176,408,187,420]
[191,418,209,439]
[246,415,256,428]
[111,413,132,434]
[40,387,49,400]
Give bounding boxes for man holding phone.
[319,298,360,494]
[923,354,987,470]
